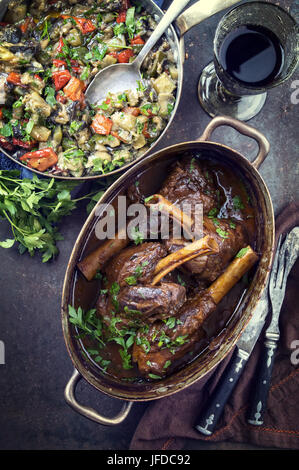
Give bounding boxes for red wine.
[219,25,284,87]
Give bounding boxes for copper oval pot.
[0,0,241,180]
[61,115,274,425]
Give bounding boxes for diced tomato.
[56,93,67,104]
[76,18,96,34]
[0,108,3,119]
[20,148,58,172]
[12,138,37,149]
[34,74,42,81]
[53,59,67,68]
[130,36,145,45]
[27,156,57,172]
[20,17,34,34]
[20,148,56,160]
[111,130,128,144]
[52,70,71,91]
[91,114,113,135]
[56,37,65,53]
[69,59,82,74]
[142,122,151,139]
[6,72,22,86]
[117,49,134,63]
[123,106,140,117]
[0,136,13,151]
[72,67,83,74]
[109,51,119,60]
[61,15,96,34]
[140,106,154,117]
[63,77,85,101]
[116,11,127,23]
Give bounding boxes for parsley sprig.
[0,170,105,262]
[68,305,105,347]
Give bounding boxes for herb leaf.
[0,170,108,262]
[126,7,136,39]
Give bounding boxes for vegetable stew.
[0,0,178,177]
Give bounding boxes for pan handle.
[198,115,270,169]
[64,369,133,426]
[175,0,241,37]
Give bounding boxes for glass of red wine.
[198,1,298,121]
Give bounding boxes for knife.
[247,227,299,426]
[195,284,270,436]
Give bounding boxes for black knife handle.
[195,348,248,436]
[247,339,277,426]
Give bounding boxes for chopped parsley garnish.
[124,306,142,316]
[126,7,136,39]
[68,305,105,347]
[167,102,174,115]
[0,122,13,137]
[137,80,146,92]
[235,246,250,258]
[80,65,90,81]
[189,157,196,171]
[163,360,172,369]
[176,273,186,287]
[216,227,229,238]
[110,281,120,310]
[164,317,176,329]
[125,261,148,285]
[208,208,219,218]
[113,23,126,36]
[148,373,162,380]
[232,195,245,211]
[92,43,108,61]
[69,121,83,135]
[124,276,138,286]
[45,86,57,106]
[130,226,145,245]
[25,119,34,135]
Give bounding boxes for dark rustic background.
[0,0,298,450]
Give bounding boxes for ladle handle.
[175,0,241,36]
[134,0,191,68]
[64,369,133,426]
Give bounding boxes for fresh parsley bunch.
[0,170,106,262]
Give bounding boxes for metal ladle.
[85,0,191,106]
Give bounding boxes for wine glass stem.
[216,80,242,103]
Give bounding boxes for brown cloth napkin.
[130,203,299,451]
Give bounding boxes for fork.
[248,227,299,425]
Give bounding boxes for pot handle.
[175,0,241,37]
[198,115,270,169]
[64,369,133,426]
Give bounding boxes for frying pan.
[0,0,241,179]
[61,115,274,425]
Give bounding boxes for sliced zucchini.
[153,72,176,95]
